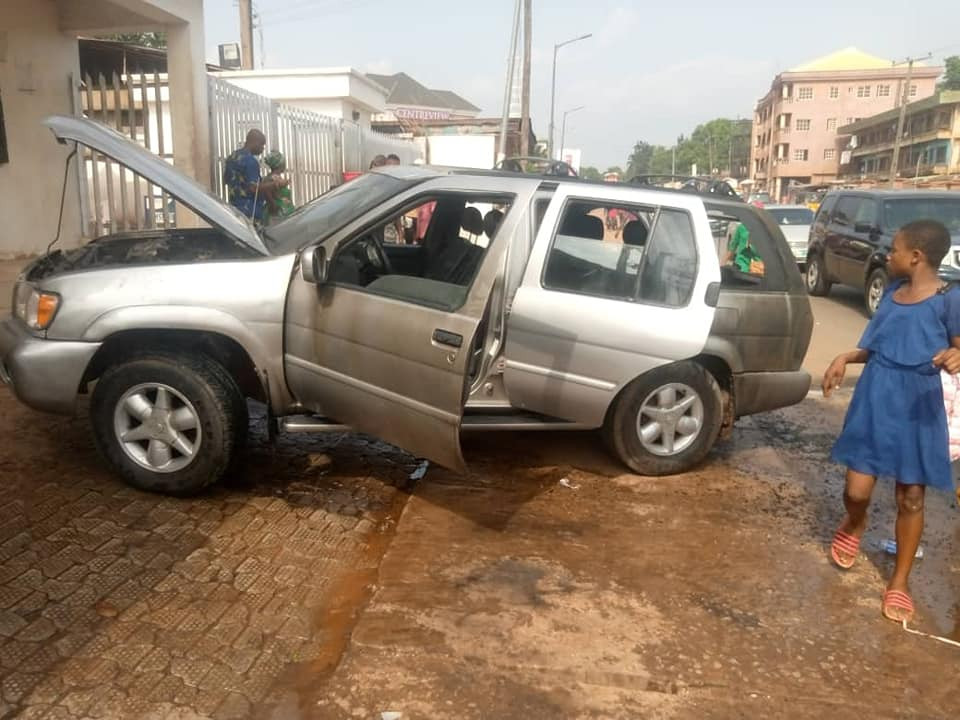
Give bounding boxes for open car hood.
[43,115,269,256]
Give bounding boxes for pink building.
[750,48,941,201]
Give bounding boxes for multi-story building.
[841,91,960,180]
[750,47,941,201]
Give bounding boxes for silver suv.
[0,117,813,494]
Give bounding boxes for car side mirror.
[300,246,327,284]
[854,222,877,234]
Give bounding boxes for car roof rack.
[493,156,578,177]
[627,174,743,201]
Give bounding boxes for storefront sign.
[395,107,451,121]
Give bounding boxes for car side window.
[815,195,837,225]
[542,200,695,307]
[854,198,878,227]
[833,197,861,227]
[327,193,513,312]
[638,209,698,306]
[543,201,649,300]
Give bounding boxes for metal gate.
[76,71,177,237]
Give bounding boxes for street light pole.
[548,33,591,160]
[559,105,585,159]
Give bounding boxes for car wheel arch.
[80,329,266,403]
[603,354,734,427]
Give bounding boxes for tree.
[580,166,602,181]
[625,141,655,178]
[106,32,167,48]
[622,117,751,180]
[939,56,960,91]
[605,166,624,177]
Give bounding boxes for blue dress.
[831,280,960,491]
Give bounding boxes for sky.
[203,0,960,169]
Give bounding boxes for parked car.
[764,205,815,268]
[806,189,960,315]
[0,116,814,494]
[747,192,773,208]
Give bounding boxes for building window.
[857,85,871,98]
[877,84,891,97]
[829,86,839,99]
[824,148,836,160]
[909,84,918,97]
[797,87,814,100]
[796,119,811,131]
[826,118,837,131]
[794,149,809,161]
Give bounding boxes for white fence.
[73,74,421,236]
[209,76,420,207]
[76,71,178,236]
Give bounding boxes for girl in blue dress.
[822,219,960,624]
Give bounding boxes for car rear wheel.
[806,254,831,296]
[864,267,888,317]
[91,353,247,496]
[604,361,723,476]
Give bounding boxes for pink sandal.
[882,590,915,623]
[830,529,861,570]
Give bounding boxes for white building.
[209,67,389,129]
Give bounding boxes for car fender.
[80,305,292,409]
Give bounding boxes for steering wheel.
[357,233,393,277]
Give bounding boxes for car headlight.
[13,282,60,330]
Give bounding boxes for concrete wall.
[0,0,83,258]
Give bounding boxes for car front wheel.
[806,254,831,296]
[604,361,723,476]
[91,353,247,496]
[865,267,888,317]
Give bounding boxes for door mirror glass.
[301,246,327,284]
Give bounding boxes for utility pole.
[238,0,254,70]
[498,0,522,163]
[520,0,532,157]
[889,54,931,188]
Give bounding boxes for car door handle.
[432,329,463,348]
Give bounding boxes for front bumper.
[734,369,811,418]
[0,317,101,415]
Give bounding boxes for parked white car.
[765,205,814,268]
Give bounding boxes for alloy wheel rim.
[636,383,704,457]
[113,383,202,473]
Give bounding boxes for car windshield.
[264,172,415,254]
[883,198,960,234]
[768,208,814,225]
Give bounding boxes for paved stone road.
[0,390,416,720]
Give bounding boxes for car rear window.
[882,197,960,234]
[768,208,814,225]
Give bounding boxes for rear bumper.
[734,369,811,417]
[0,317,100,415]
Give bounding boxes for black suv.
[805,190,960,315]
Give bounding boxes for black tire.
[806,253,831,296]
[90,353,247,496]
[864,267,888,317]
[603,361,723,476]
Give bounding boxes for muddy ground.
[0,265,958,719]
